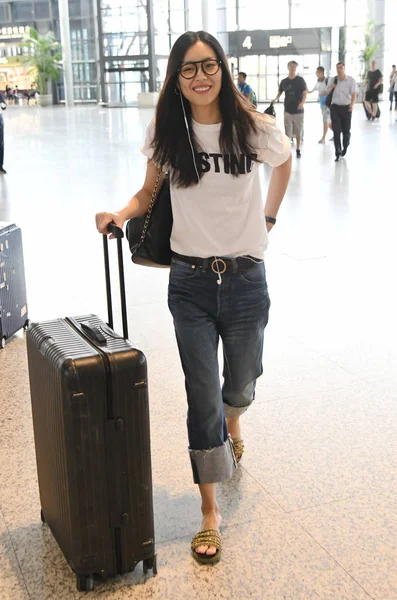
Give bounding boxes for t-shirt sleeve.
[244,84,252,95]
[278,80,284,94]
[351,78,357,94]
[140,118,156,160]
[254,114,291,168]
[301,78,308,91]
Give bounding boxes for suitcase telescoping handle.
[103,223,129,340]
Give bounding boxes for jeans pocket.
[170,260,200,280]
[238,262,266,284]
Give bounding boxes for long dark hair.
[152,31,259,188]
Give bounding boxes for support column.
[184,0,190,31]
[58,0,74,107]
[201,0,217,34]
[94,0,107,104]
[367,0,385,73]
[202,0,209,31]
[147,0,157,93]
[216,0,228,53]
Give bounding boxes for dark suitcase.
[0,222,29,348]
[363,102,381,119]
[26,225,156,592]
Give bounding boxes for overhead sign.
[0,26,30,40]
[229,28,331,56]
[269,35,293,49]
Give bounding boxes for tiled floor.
[1,102,396,599]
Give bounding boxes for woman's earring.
[174,86,180,95]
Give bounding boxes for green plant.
[20,28,62,95]
[356,19,381,81]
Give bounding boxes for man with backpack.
[309,66,331,144]
[237,72,257,108]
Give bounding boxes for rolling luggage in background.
[363,102,381,120]
[26,224,156,592]
[0,223,29,348]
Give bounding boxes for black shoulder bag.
[326,77,338,108]
[126,170,173,267]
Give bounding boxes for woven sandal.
[232,438,245,464]
[191,529,222,565]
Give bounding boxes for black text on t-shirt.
[197,152,258,175]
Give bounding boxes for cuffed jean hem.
[223,402,251,418]
[189,436,237,484]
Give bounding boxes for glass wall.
[237,0,288,30]
[0,0,97,101]
[66,0,97,101]
[0,0,394,105]
[290,0,345,28]
[98,0,187,104]
[221,0,391,102]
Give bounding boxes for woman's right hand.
[95,211,126,238]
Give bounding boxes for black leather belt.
[172,252,262,274]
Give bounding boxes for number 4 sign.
[242,36,253,50]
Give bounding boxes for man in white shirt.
[326,62,356,162]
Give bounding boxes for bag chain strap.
[138,169,163,247]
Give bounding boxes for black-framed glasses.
[178,59,222,80]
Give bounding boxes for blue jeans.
[168,256,271,484]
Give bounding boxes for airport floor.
[0,102,396,599]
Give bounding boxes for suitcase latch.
[133,380,147,389]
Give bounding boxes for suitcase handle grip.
[103,223,128,340]
[107,223,124,239]
[81,321,107,345]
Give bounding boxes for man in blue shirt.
[237,72,252,98]
[237,72,257,107]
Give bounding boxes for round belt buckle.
[211,258,227,275]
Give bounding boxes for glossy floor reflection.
[0,103,396,599]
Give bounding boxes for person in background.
[309,66,331,144]
[272,61,307,159]
[6,85,14,104]
[364,60,383,121]
[26,84,37,105]
[327,62,356,162]
[389,65,397,111]
[0,91,7,174]
[237,72,257,108]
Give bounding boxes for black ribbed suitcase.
[26,225,156,592]
[0,222,29,348]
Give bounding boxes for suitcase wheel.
[76,573,94,592]
[0,337,5,349]
[143,554,157,576]
[153,554,158,576]
[23,319,30,331]
[40,509,46,524]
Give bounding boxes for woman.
[96,31,291,565]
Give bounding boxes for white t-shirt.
[314,78,329,101]
[141,114,290,259]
